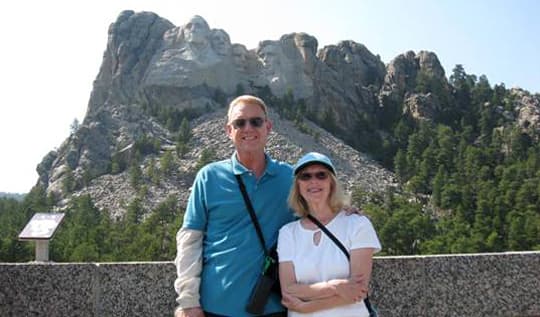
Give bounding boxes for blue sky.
[0,0,538,193]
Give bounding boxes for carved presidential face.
[258,42,281,68]
[211,29,231,56]
[294,33,317,50]
[232,44,249,72]
[183,16,210,45]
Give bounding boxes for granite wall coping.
[1,252,539,316]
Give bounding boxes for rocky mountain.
[34,10,539,216]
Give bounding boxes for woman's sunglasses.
[230,117,265,129]
[298,171,329,181]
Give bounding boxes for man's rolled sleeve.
[174,228,203,309]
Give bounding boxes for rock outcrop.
[380,50,450,121]
[34,11,539,216]
[512,89,540,140]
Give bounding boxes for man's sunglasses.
[297,171,330,181]
[230,117,265,129]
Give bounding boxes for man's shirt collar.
[230,152,278,176]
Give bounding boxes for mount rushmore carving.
[36,10,539,208]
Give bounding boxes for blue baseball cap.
[293,152,336,175]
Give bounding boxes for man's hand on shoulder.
[175,307,204,317]
[343,205,364,216]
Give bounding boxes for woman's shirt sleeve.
[277,222,295,262]
[350,215,382,253]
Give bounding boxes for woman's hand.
[281,291,307,312]
[328,275,367,302]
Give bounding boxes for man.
[174,95,363,317]
[174,95,294,317]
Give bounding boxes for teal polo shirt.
[182,153,295,316]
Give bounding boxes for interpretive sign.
[19,213,65,240]
[18,212,65,261]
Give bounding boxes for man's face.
[226,102,271,154]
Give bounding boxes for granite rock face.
[513,88,540,140]
[35,11,399,214]
[403,93,440,121]
[33,11,539,216]
[380,50,450,122]
[90,12,389,129]
[88,11,174,112]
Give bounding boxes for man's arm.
[174,228,204,317]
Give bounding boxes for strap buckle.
[263,255,275,274]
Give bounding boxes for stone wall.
[1,252,539,316]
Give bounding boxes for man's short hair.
[227,95,268,121]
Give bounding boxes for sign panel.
[18,213,65,240]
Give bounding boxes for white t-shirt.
[277,211,381,317]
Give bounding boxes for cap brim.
[294,161,335,175]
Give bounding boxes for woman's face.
[297,164,332,205]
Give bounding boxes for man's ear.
[225,123,233,139]
[266,119,273,133]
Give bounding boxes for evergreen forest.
[1,64,539,262]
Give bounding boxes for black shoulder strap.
[307,214,349,260]
[235,174,269,256]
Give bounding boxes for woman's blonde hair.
[287,166,347,217]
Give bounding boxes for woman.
[277,152,381,316]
